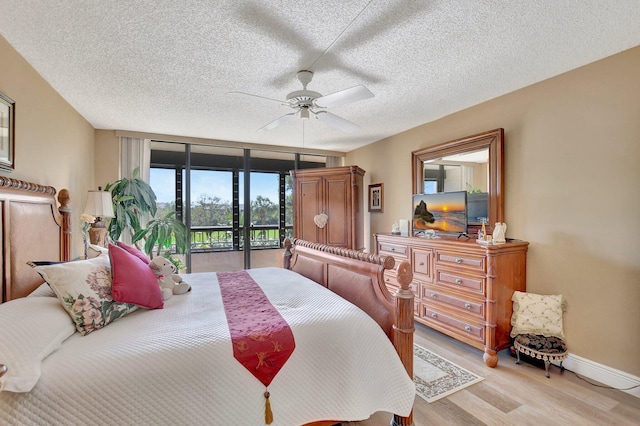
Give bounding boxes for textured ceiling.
[1,1,639,152]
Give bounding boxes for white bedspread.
[0,267,415,425]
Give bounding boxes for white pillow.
[0,297,75,392]
[510,291,566,339]
[27,282,56,298]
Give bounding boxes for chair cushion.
[514,334,568,361]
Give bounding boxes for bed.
[0,177,416,426]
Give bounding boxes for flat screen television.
[412,191,468,236]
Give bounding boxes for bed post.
[392,260,414,426]
[57,189,72,262]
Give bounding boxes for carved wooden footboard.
[284,238,415,426]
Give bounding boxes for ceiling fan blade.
[313,111,360,133]
[229,91,286,104]
[313,85,374,109]
[257,112,297,132]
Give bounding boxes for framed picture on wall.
[0,91,15,171]
[368,183,383,213]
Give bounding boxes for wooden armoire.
[291,166,365,250]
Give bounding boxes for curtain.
[119,137,151,243]
[120,137,151,181]
[325,155,342,168]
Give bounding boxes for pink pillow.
[109,244,163,309]
[117,241,151,265]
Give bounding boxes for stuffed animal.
[149,256,191,300]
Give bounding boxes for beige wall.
[95,129,120,187]
[347,46,640,376]
[0,35,95,259]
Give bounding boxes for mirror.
[412,128,504,236]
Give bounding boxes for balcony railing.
[189,224,293,252]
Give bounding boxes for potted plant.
[132,211,188,258]
[104,168,188,259]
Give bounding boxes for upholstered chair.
[510,291,568,378]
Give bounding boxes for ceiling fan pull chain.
[307,0,374,70]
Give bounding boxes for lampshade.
[84,188,114,219]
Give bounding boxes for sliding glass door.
[149,141,321,272]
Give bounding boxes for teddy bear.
[149,256,191,300]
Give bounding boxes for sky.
[150,168,280,205]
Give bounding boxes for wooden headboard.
[0,177,71,303]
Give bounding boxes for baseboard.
[558,353,640,398]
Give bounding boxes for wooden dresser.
[375,233,528,367]
[291,166,365,250]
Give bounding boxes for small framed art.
[0,91,15,172]
[368,183,383,213]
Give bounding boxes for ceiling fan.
[233,70,374,133]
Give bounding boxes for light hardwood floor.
[358,323,640,426]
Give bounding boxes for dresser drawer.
[411,248,432,279]
[435,250,485,272]
[435,269,485,294]
[421,306,485,345]
[378,242,409,258]
[422,287,484,319]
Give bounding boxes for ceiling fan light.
[300,108,309,120]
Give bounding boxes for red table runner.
[217,270,296,424]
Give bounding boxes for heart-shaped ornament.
[313,213,328,228]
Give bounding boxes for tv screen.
[412,191,468,235]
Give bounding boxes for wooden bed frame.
[0,177,415,426]
[0,177,71,303]
[284,238,415,426]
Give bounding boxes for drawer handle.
[455,257,463,264]
[464,303,471,310]
[431,313,438,319]
[465,325,471,332]
[419,262,424,266]
[391,247,395,252]
[385,277,389,282]
[455,278,462,284]
[431,293,437,299]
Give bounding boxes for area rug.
[413,344,484,403]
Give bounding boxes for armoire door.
[324,174,350,248]
[296,176,323,243]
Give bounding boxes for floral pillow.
[34,256,138,336]
[87,244,109,259]
[510,291,566,339]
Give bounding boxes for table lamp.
[84,187,115,247]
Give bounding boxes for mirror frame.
[411,128,504,235]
